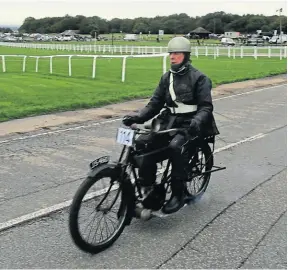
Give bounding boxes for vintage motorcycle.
[68,118,225,254]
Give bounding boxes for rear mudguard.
[87,162,135,226]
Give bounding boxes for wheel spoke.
[99,218,106,242]
[186,144,213,197]
[83,210,100,237]
[87,214,103,243]
[80,203,100,225]
[105,214,118,231]
[91,215,102,244]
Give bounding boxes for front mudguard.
[87,162,120,179]
[87,162,135,226]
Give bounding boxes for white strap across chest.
[168,73,197,114]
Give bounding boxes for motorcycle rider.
[122,36,219,214]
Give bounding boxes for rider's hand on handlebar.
[122,115,143,126]
[188,119,200,136]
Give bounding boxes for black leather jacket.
[137,63,219,137]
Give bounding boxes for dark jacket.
[137,63,219,137]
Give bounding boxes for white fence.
[1,47,287,82]
[0,54,169,82]
[0,42,287,58]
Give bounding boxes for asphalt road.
[0,84,287,269]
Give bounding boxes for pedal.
[135,206,152,221]
[151,211,169,218]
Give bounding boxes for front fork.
[117,145,137,225]
[119,169,136,225]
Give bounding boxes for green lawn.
[0,47,286,122]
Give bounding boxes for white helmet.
[168,37,191,53]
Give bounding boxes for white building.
[224,32,241,38]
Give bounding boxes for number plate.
[89,156,110,169]
[116,127,135,146]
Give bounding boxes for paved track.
[0,84,286,268]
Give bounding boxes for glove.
[122,115,143,126]
[189,119,200,136]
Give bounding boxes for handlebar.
[129,123,188,136]
[156,128,186,134]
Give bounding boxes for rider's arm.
[192,75,214,131]
[137,75,166,122]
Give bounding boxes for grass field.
[0,46,286,122]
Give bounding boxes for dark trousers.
[135,132,193,185]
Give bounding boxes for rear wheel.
[69,166,128,254]
[185,142,213,201]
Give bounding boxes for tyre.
[185,142,213,201]
[69,165,129,254]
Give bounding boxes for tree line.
[16,12,287,35]
[0,27,14,33]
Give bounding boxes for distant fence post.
[163,54,169,73]
[268,46,271,58]
[1,55,6,72]
[35,57,39,72]
[195,46,199,58]
[240,46,244,58]
[68,55,72,76]
[50,56,53,74]
[254,46,257,60]
[22,56,27,72]
[121,56,128,82]
[92,56,98,79]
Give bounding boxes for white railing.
[0,42,287,59]
[0,54,169,82]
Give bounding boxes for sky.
[0,0,287,26]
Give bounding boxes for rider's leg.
[162,133,190,214]
[135,134,168,186]
[138,163,157,186]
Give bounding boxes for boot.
[162,178,185,214]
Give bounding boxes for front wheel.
[69,165,129,254]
